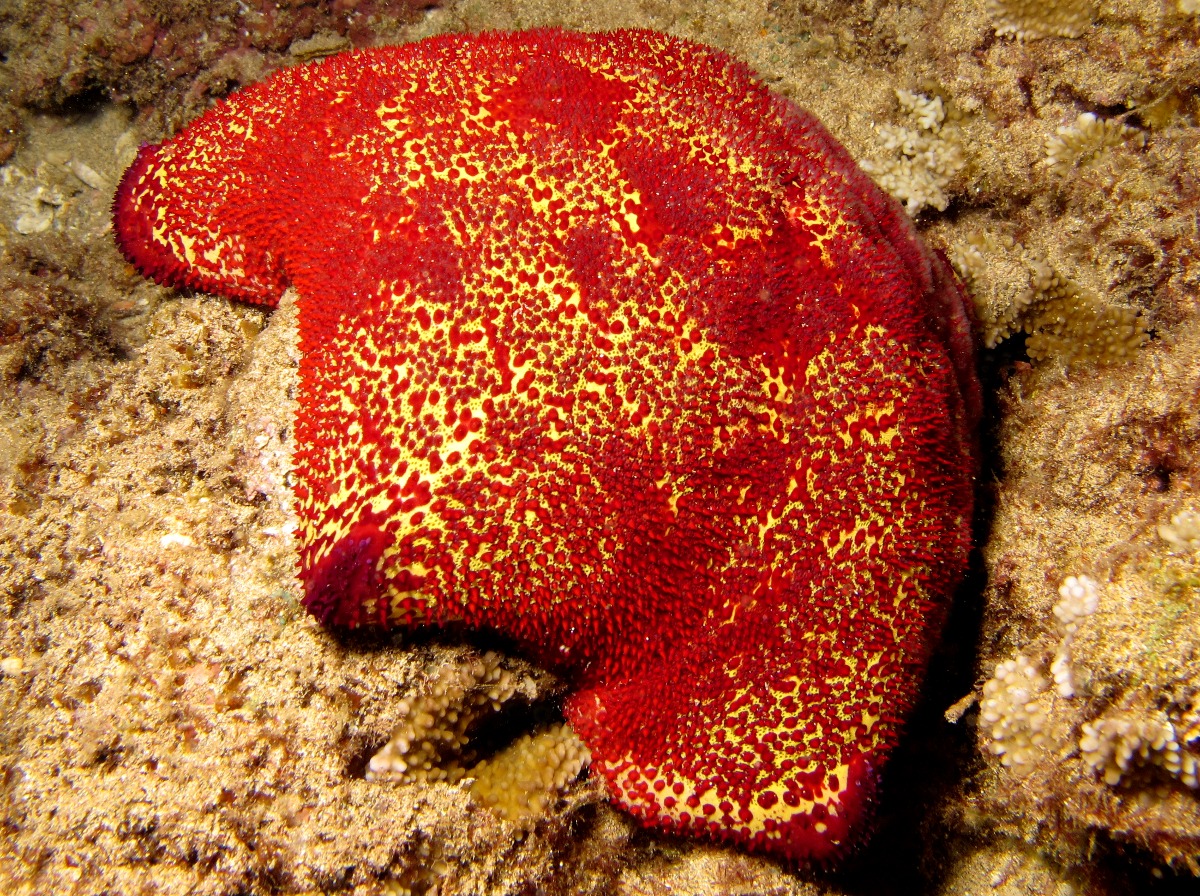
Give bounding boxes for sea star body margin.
[113,28,980,864]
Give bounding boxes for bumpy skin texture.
[113,29,980,863]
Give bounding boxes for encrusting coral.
[986,0,1096,40]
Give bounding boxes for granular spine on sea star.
[113,29,980,863]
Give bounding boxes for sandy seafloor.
[1,0,1199,893]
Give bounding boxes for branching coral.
[368,651,531,785]
[1080,709,1200,789]
[980,654,1050,772]
[469,724,591,821]
[1050,575,1100,698]
[981,576,1101,767]
[949,231,1147,364]
[1020,260,1147,364]
[986,0,1095,40]
[1158,509,1200,553]
[861,89,966,215]
[366,652,587,824]
[1053,575,1101,628]
[1003,574,1200,793]
[1044,113,1141,177]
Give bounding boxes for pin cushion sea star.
[112,29,980,863]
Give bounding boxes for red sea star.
[113,29,980,863]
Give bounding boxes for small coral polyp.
[112,30,980,863]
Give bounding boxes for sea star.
[113,28,980,863]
